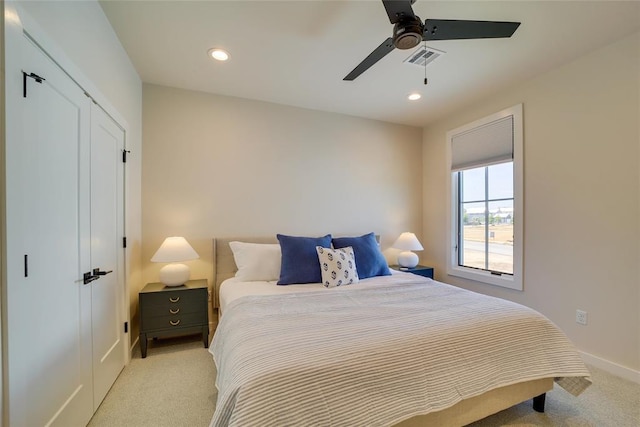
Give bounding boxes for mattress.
[210,273,591,427]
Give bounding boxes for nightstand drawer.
[141,288,205,308]
[141,301,203,318]
[141,312,207,331]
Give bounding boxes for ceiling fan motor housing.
[393,17,424,49]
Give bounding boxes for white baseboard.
[580,351,640,384]
[130,336,139,358]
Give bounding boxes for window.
[458,163,514,274]
[446,104,523,290]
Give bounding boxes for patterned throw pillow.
[315,246,359,288]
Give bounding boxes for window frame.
[446,104,524,290]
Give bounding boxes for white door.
[6,35,94,426]
[90,104,126,407]
[6,29,127,425]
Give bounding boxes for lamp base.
[159,263,190,287]
[397,251,419,268]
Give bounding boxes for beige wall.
[142,84,423,321]
[423,33,639,374]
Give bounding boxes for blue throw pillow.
[332,232,391,279]
[277,234,332,285]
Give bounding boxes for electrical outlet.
[576,309,588,325]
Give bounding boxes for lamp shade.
[151,237,199,263]
[391,232,424,251]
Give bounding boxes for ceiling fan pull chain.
[423,41,428,85]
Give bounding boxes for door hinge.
[123,237,127,248]
[22,71,46,98]
[124,322,128,333]
[122,150,131,163]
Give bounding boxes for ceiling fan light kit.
[344,0,521,81]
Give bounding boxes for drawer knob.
[169,297,180,303]
[170,320,181,326]
[169,308,180,314]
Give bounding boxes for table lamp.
[392,232,424,268]
[151,236,199,286]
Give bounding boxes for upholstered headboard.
[212,236,277,308]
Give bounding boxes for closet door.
[90,104,126,407]
[7,36,94,426]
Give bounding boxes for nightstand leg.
[140,333,148,358]
[202,325,209,348]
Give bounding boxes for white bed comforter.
[210,274,591,427]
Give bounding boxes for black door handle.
[92,268,113,276]
[83,272,98,285]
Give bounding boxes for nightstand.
[139,279,209,358]
[391,265,434,279]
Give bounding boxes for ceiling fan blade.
[423,19,521,40]
[344,38,396,81]
[382,0,416,24]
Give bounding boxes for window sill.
[447,265,522,291]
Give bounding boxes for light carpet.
[89,335,639,426]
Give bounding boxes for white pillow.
[229,241,281,282]
[316,246,359,288]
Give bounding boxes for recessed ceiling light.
[208,48,230,61]
[408,93,421,101]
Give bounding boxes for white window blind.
[451,115,514,171]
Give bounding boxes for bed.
[209,236,591,427]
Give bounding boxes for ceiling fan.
[344,0,521,81]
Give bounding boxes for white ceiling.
[100,1,640,127]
